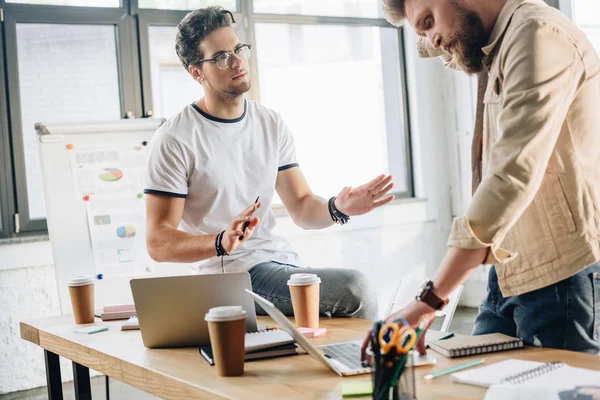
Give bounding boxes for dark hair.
[175,6,236,70]
[382,0,406,27]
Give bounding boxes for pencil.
[424,359,485,380]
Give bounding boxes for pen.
[424,358,485,380]
[239,196,259,240]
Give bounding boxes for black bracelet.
[328,196,350,225]
[215,230,229,257]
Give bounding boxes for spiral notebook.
[453,360,600,400]
[428,333,523,358]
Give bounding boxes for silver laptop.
[130,272,258,348]
[245,289,435,377]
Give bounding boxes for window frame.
[0,10,16,239]
[3,1,142,233]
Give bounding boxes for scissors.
[378,321,417,357]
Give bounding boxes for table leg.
[105,375,110,400]
[44,350,63,400]
[72,361,92,400]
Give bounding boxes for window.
[147,26,205,119]
[253,0,381,18]
[139,0,237,11]
[0,0,412,237]
[15,24,122,220]
[6,0,120,6]
[255,24,409,196]
[3,3,140,233]
[568,0,600,54]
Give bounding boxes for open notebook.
[452,359,600,400]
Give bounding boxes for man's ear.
[189,65,204,84]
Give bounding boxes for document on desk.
[470,360,600,400]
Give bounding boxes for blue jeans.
[473,262,600,354]
[248,261,377,320]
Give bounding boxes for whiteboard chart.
[36,119,167,314]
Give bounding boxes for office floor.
[1,307,478,400]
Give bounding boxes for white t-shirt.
[144,99,301,274]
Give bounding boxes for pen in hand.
[239,196,260,240]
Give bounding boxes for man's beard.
[204,76,251,101]
[447,3,489,74]
[222,80,251,98]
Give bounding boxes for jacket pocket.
[593,273,600,341]
[540,171,577,236]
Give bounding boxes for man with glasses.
[144,6,394,320]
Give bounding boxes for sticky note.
[74,326,108,334]
[342,381,372,398]
[298,327,327,338]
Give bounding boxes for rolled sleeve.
[449,20,583,262]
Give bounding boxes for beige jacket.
[421,0,600,296]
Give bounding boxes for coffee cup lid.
[67,276,95,287]
[205,306,247,322]
[287,273,321,286]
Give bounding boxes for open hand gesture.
[334,174,395,216]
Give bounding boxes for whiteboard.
[37,119,191,314]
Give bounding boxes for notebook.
[452,360,600,400]
[120,316,139,331]
[244,329,294,352]
[199,343,298,365]
[429,333,523,358]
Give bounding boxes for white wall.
[0,28,482,395]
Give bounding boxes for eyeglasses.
[197,44,252,70]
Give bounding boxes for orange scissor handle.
[378,323,417,355]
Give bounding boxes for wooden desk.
[20,316,600,400]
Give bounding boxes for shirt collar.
[482,0,535,55]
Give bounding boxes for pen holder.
[371,355,416,400]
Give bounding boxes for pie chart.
[116,225,136,239]
[99,167,123,182]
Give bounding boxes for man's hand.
[334,174,395,216]
[220,201,261,254]
[360,300,436,363]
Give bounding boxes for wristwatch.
[415,280,449,310]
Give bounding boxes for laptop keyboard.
[321,342,365,370]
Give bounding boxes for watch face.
[417,280,430,299]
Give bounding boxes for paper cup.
[67,276,95,324]
[288,274,321,329]
[205,306,247,377]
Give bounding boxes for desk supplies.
[474,361,600,400]
[245,328,294,352]
[424,331,454,348]
[200,343,297,365]
[298,327,327,338]
[74,326,108,334]
[428,333,523,358]
[370,319,421,400]
[451,359,540,387]
[342,381,373,398]
[103,303,135,313]
[425,358,485,380]
[121,316,139,331]
[99,309,137,321]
